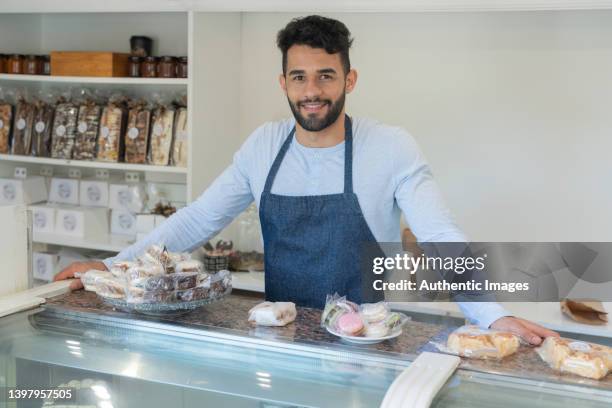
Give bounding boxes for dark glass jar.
[141,56,157,78]
[8,54,24,74]
[42,55,51,75]
[177,56,188,78]
[128,56,141,77]
[24,55,41,75]
[158,56,176,78]
[0,54,6,73]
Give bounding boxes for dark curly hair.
[277,15,353,75]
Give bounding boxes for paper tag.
[128,127,139,140]
[58,183,72,199]
[153,123,163,136]
[35,121,45,133]
[118,213,133,229]
[78,122,88,134]
[34,211,47,228]
[177,130,188,140]
[569,341,591,352]
[101,126,110,138]
[2,183,16,201]
[16,118,26,130]
[56,125,66,137]
[87,185,101,203]
[63,214,77,231]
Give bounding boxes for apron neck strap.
[263,114,354,194]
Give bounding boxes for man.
[56,15,557,344]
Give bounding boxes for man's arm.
[391,129,558,343]
[55,131,257,288]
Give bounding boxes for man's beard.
[288,92,345,132]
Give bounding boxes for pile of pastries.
[80,244,231,304]
[321,294,406,338]
[445,325,612,380]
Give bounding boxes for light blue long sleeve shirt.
[105,116,509,328]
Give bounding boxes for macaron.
[337,312,365,336]
[365,322,389,338]
[360,302,389,324]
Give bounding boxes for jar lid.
[11,54,24,58]
[129,56,141,62]
[25,54,39,59]
[179,56,188,62]
[144,56,157,62]
[161,56,176,62]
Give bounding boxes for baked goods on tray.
[446,325,520,359]
[536,337,612,380]
[81,244,231,306]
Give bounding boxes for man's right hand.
[53,261,108,291]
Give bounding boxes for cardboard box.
[0,176,48,205]
[49,178,80,205]
[80,180,109,207]
[111,209,137,237]
[109,183,146,212]
[30,204,57,234]
[33,251,59,282]
[55,206,109,238]
[50,51,130,77]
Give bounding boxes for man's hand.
[53,261,108,291]
[490,316,560,345]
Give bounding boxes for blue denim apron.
[259,115,384,308]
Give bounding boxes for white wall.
[40,13,188,56]
[238,10,612,241]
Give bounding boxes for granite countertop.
[43,290,612,391]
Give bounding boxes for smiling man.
[56,15,557,344]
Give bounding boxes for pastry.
[51,102,79,159]
[447,325,520,359]
[172,106,188,167]
[365,322,389,338]
[11,99,35,155]
[0,103,12,154]
[31,101,54,157]
[172,272,198,290]
[73,102,101,160]
[148,106,175,165]
[97,102,126,162]
[337,312,365,336]
[536,337,612,380]
[94,276,126,299]
[79,270,113,292]
[110,261,134,278]
[360,302,389,324]
[124,103,151,164]
[175,260,203,273]
[144,275,175,291]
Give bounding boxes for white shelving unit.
[33,231,134,253]
[0,154,187,174]
[0,73,188,86]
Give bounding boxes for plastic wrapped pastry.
[124,101,151,164]
[0,103,13,154]
[30,100,54,157]
[73,101,101,160]
[446,325,520,359]
[536,337,612,380]
[11,98,35,155]
[97,100,127,162]
[50,102,79,159]
[148,105,175,165]
[171,106,188,167]
[77,270,114,292]
[94,275,126,299]
[248,301,297,326]
[321,293,359,328]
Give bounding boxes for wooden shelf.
[0,154,188,175]
[0,74,188,86]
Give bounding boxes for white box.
[30,204,57,234]
[55,206,109,238]
[109,183,146,213]
[0,176,48,205]
[136,232,148,241]
[136,214,156,233]
[80,180,109,207]
[154,215,167,227]
[33,251,59,282]
[111,209,137,237]
[49,178,80,205]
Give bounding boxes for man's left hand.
[490,316,560,345]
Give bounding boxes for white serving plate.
[326,325,403,344]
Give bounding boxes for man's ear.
[345,69,358,94]
[279,73,287,94]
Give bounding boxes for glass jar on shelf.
[128,56,141,77]
[41,55,50,75]
[141,56,157,78]
[158,56,176,78]
[7,54,24,74]
[24,55,41,75]
[177,56,188,78]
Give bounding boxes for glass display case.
[0,308,611,408]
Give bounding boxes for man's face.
[280,45,357,132]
